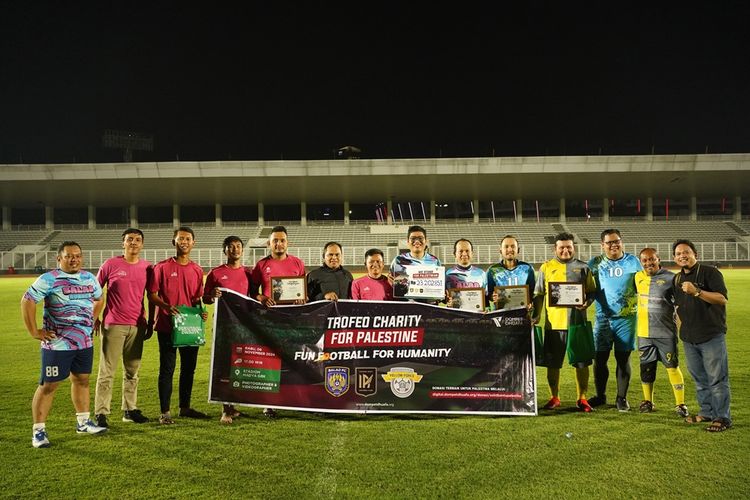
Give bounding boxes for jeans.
[683,334,731,424]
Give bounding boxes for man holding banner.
[389,225,442,303]
[533,232,596,413]
[147,226,208,425]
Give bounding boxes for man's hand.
[94,318,102,336]
[33,329,57,342]
[323,292,339,301]
[144,324,154,340]
[258,295,275,307]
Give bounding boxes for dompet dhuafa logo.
[382,367,423,398]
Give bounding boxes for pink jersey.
[204,264,251,299]
[250,254,306,297]
[351,275,393,301]
[148,257,204,333]
[97,256,151,327]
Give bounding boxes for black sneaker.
[639,400,654,413]
[588,395,607,407]
[95,413,109,428]
[263,408,278,419]
[123,409,149,423]
[675,404,690,418]
[616,396,631,412]
[179,407,210,419]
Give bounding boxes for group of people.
[22,224,732,448]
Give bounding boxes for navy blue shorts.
[39,347,94,384]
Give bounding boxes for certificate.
[548,282,584,307]
[394,265,445,300]
[493,285,529,311]
[448,288,486,311]
[271,276,307,304]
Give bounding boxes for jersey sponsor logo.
[382,367,422,398]
[325,366,350,397]
[115,270,127,277]
[170,272,178,277]
[355,367,377,397]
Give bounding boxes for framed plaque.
[548,282,584,307]
[394,265,445,300]
[448,287,486,311]
[493,285,530,311]
[271,276,307,304]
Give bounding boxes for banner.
[209,290,537,415]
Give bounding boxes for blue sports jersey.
[445,265,487,290]
[588,253,641,318]
[24,269,103,351]
[486,260,536,296]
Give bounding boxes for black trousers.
[157,331,199,413]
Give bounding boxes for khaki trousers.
[94,324,145,414]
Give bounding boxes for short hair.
[407,225,427,238]
[222,235,244,253]
[57,241,81,255]
[173,226,195,240]
[554,232,576,244]
[364,248,384,261]
[453,238,473,253]
[500,234,519,246]
[270,225,288,236]
[672,239,697,256]
[121,228,144,241]
[600,228,622,241]
[639,247,658,258]
[323,241,342,254]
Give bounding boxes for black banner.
[209,291,537,415]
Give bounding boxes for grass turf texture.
[0,271,746,498]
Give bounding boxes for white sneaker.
[76,419,108,435]
[33,428,51,448]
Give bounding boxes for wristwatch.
[693,287,702,297]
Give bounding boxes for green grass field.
[0,272,746,499]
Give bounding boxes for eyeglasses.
[409,237,425,243]
[603,239,622,246]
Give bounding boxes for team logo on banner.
[355,367,377,397]
[382,367,423,398]
[325,366,350,397]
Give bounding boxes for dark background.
[2,2,748,163]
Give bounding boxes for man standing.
[486,235,536,310]
[351,248,393,301]
[389,225,442,301]
[672,239,731,432]
[94,228,151,428]
[445,239,486,308]
[22,241,107,448]
[634,248,689,417]
[587,229,642,412]
[249,225,306,418]
[306,242,353,301]
[203,235,251,424]
[147,227,208,424]
[532,233,596,412]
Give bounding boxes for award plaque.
[394,265,445,300]
[493,285,530,311]
[548,282,585,307]
[271,276,307,304]
[448,287,486,311]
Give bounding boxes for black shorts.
[638,337,679,368]
[542,329,592,369]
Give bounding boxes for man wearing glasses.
[587,229,642,411]
[389,225,441,302]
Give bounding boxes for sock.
[614,350,632,398]
[547,368,560,398]
[33,422,46,434]
[76,412,90,425]
[575,367,589,400]
[642,382,654,402]
[593,351,610,397]
[667,367,685,405]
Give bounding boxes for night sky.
[2,2,749,163]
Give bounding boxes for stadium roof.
[3,153,749,208]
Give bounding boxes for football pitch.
[0,271,746,499]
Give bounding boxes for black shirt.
[673,263,727,344]
[306,265,353,301]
